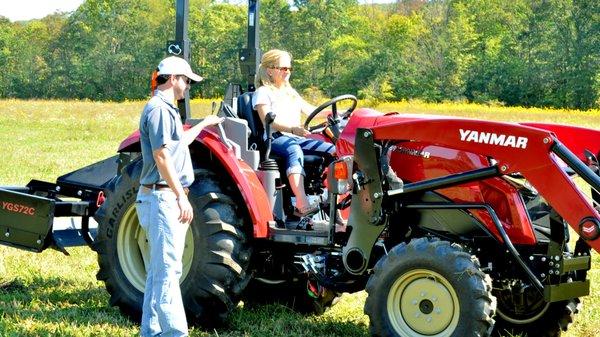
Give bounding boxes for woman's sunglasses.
[273,66,293,72]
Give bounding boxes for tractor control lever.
[264,112,276,160]
[214,122,232,150]
[264,111,276,125]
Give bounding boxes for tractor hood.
[338,108,475,156]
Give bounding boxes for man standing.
[135,56,223,337]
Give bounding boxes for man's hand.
[177,194,194,224]
[201,115,225,127]
[184,115,225,145]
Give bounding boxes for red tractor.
[1,1,599,337]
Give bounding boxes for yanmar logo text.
[1,201,36,216]
[394,146,431,159]
[459,129,528,149]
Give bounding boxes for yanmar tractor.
[1,1,600,336]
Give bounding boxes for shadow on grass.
[1,275,368,337]
[0,278,524,337]
[0,277,547,337]
[0,277,27,292]
[206,302,370,337]
[0,275,133,329]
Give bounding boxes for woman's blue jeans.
[270,132,335,176]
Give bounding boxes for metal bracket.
[343,129,385,275]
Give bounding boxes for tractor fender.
[117,128,272,238]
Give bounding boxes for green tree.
[3,14,67,98]
[354,10,418,101]
[565,0,599,108]
[48,0,172,100]
[284,0,362,95]
[0,0,597,108]
[188,0,245,97]
[0,17,15,97]
[460,0,530,105]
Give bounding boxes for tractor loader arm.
[521,122,600,162]
[370,118,600,252]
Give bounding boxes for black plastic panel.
[0,188,54,252]
[57,155,119,191]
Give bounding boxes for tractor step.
[544,280,590,302]
[269,222,330,245]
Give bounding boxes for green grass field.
[0,99,599,337]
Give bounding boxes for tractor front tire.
[94,160,250,327]
[364,237,496,337]
[493,293,580,337]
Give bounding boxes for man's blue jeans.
[135,188,188,337]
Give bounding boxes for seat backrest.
[236,92,265,152]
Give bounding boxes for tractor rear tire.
[364,237,496,337]
[493,294,580,337]
[94,160,250,327]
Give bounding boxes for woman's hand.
[291,126,310,137]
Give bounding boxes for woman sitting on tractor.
[252,49,334,228]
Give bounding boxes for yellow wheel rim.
[387,269,460,336]
[117,205,194,292]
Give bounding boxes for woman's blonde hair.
[255,49,292,88]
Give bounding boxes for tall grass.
[0,99,598,336]
[375,100,600,128]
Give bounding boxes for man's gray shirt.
[139,90,194,187]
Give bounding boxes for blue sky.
[0,0,395,22]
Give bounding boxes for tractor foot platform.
[269,219,331,245]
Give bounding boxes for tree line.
[0,0,598,109]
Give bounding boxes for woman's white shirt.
[252,85,306,136]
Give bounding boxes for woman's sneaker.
[296,217,313,230]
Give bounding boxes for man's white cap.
[157,56,203,83]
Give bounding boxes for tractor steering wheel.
[303,94,358,133]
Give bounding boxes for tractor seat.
[236,92,325,168]
[237,92,265,155]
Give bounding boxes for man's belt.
[142,184,189,195]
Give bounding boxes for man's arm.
[153,147,193,223]
[182,115,224,145]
